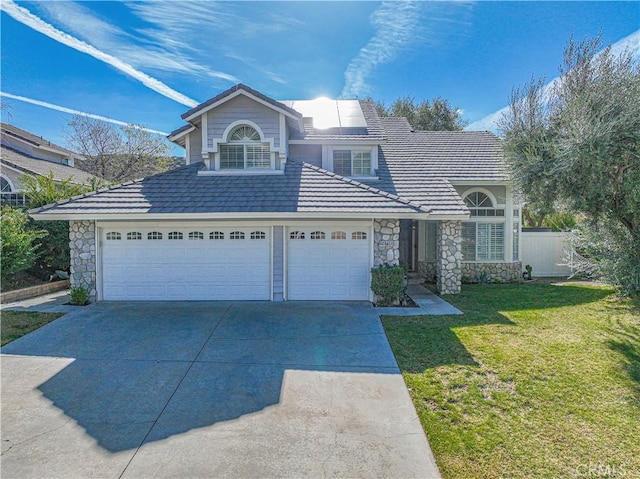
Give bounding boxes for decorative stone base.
[420,261,524,284]
[418,261,437,283]
[461,262,523,283]
[69,220,97,301]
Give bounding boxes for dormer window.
[220,125,271,170]
[333,150,372,177]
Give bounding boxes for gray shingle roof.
[379,117,507,181]
[29,161,430,218]
[1,146,96,184]
[1,122,80,158]
[351,117,508,216]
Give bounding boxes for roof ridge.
[296,161,431,214]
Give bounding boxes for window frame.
[219,125,271,170]
[332,149,372,177]
[462,222,505,262]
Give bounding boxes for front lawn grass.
[1,311,65,346]
[382,283,639,479]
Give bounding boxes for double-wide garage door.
[100,224,371,301]
[101,227,271,300]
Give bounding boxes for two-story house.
[1,122,95,206]
[29,84,522,302]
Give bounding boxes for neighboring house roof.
[1,122,81,159]
[1,145,95,184]
[29,161,433,220]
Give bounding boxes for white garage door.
[100,227,271,300]
[287,226,371,300]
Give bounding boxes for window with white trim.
[464,191,504,217]
[290,231,305,240]
[331,231,346,240]
[1,176,13,192]
[210,231,224,240]
[250,231,266,240]
[462,222,504,261]
[220,125,270,170]
[189,231,204,240]
[148,232,163,240]
[106,232,121,240]
[352,231,367,240]
[333,150,372,176]
[310,231,325,240]
[168,231,183,240]
[127,232,142,240]
[230,231,245,240]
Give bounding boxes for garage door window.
[310,231,326,240]
[106,232,121,240]
[168,231,183,240]
[290,231,305,240]
[148,232,163,240]
[127,232,142,240]
[251,231,266,240]
[230,231,245,240]
[189,231,204,240]
[352,231,367,240]
[331,231,346,240]
[210,231,224,240]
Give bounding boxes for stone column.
[69,220,97,301]
[373,219,400,266]
[436,220,462,294]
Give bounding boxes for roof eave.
[29,211,432,222]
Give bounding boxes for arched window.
[1,176,13,192]
[220,125,270,170]
[463,191,504,217]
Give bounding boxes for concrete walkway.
[375,283,463,316]
[1,301,441,479]
[1,290,77,313]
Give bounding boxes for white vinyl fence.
[521,231,573,277]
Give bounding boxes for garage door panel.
[101,227,270,301]
[287,227,371,301]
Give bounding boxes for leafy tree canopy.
[370,96,467,131]
[500,35,640,294]
[65,116,171,182]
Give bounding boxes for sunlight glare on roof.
[308,96,338,129]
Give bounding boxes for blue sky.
[1,1,638,156]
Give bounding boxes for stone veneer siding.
[436,221,462,294]
[373,219,400,266]
[461,261,523,283]
[69,220,97,301]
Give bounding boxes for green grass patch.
[382,283,639,479]
[1,310,65,346]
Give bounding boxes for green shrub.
[0,206,47,279]
[371,263,406,306]
[69,286,89,305]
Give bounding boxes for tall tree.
[500,35,640,295]
[66,116,171,182]
[372,96,467,131]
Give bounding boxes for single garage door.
[101,227,271,300]
[287,226,371,300]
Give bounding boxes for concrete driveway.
[1,301,440,478]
